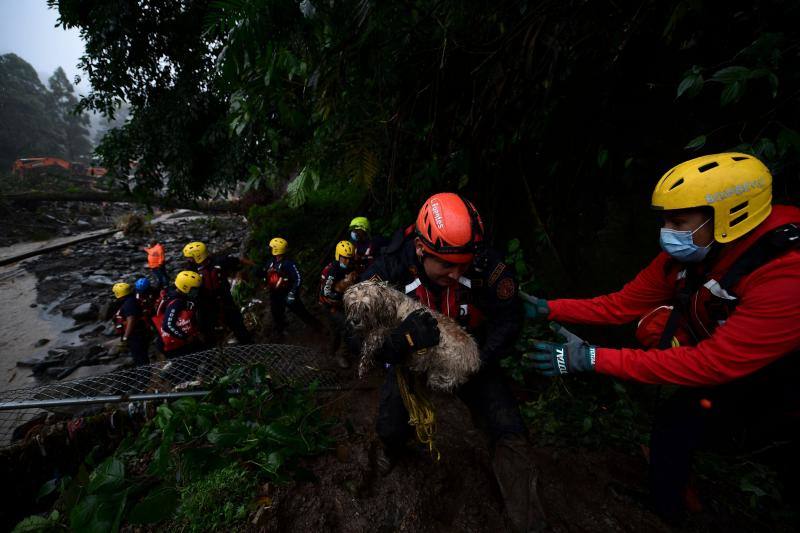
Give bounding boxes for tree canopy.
[0,54,91,171]
[51,0,800,289]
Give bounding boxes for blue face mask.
[350,231,360,242]
[659,218,713,262]
[339,261,350,269]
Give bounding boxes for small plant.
[14,366,333,532]
[176,464,256,532]
[115,213,152,236]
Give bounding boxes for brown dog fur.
[344,280,481,391]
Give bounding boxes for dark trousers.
[649,355,800,522]
[269,292,320,332]
[377,364,527,452]
[198,296,253,345]
[151,266,169,288]
[222,299,252,344]
[128,333,150,366]
[325,308,346,356]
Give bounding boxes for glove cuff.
[575,345,596,372]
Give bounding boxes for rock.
[84,275,114,288]
[29,303,37,308]
[88,345,105,357]
[46,349,69,359]
[77,219,91,228]
[17,357,45,368]
[72,303,99,321]
[33,338,50,347]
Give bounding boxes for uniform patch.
[488,263,506,286]
[496,277,515,300]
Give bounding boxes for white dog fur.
[344,280,481,391]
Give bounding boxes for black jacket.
[362,229,523,365]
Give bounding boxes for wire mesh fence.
[0,344,340,449]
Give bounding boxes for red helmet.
[415,193,484,263]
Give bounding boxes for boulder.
[84,275,115,288]
[71,302,98,321]
[76,219,91,228]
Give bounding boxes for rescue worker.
[143,239,169,288]
[155,270,203,359]
[259,237,321,338]
[319,240,358,368]
[183,241,253,346]
[134,277,158,319]
[361,192,540,532]
[523,153,800,523]
[348,216,379,273]
[112,282,150,366]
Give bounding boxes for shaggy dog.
[344,280,481,391]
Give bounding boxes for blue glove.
[520,291,550,321]
[286,291,297,305]
[525,323,596,376]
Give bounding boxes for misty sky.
[0,0,90,95]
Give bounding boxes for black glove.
[524,323,596,376]
[380,309,440,364]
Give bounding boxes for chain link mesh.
[0,344,340,449]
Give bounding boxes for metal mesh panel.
[0,344,340,448]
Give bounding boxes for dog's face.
[344,281,400,332]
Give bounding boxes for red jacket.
[549,205,800,386]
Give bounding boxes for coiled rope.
[395,367,440,461]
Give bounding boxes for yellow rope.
[395,367,441,461]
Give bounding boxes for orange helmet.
[415,193,484,263]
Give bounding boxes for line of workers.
[108,152,799,532]
[109,216,380,368]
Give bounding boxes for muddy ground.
[0,199,138,247]
[1,210,248,389]
[0,205,791,532]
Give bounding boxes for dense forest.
[0,54,93,170]
[52,0,800,294]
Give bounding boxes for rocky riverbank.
[2,209,249,389]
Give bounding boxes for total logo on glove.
[524,323,596,376]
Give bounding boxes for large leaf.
[720,81,744,106]
[676,73,704,99]
[684,135,707,151]
[87,457,126,495]
[711,65,751,83]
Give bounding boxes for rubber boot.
[491,434,546,533]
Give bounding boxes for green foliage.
[521,375,653,451]
[247,180,365,272]
[11,511,62,533]
[13,366,332,532]
[175,465,255,532]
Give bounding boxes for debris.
[71,303,98,321]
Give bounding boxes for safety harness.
[659,223,800,349]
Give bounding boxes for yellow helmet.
[112,282,132,299]
[183,241,208,264]
[269,237,288,256]
[335,240,355,261]
[652,153,772,243]
[175,270,203,294]
[349,216,371,233]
